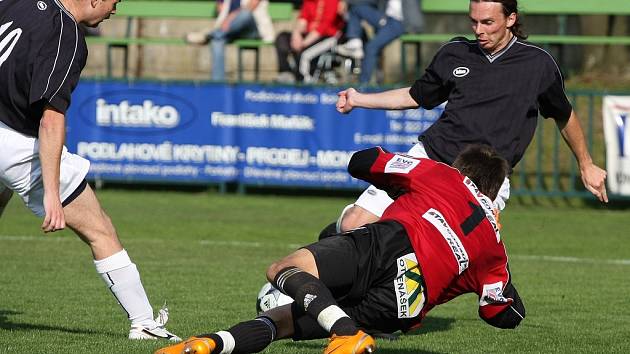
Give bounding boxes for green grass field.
[0,189,629,353]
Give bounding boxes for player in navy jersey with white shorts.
[156,144,523,354]
[333,0,608,233]
[0,0,179,340]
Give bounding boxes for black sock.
[273,266,358,336]
[200,316,276,354]
[330,317,359,337]
[196,333,224,353]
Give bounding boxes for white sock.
[317,305,350,333]
[94,249,154,327]
[216,330,236,354]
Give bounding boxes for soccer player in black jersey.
[333,0,608,233]
[0,0,179,340]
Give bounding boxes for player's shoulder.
[512,38,559,64]
[2,0,78,37]
[449,36,477,45]
[444,37,477,49]
[2,0,57,22]
[434,37,477,58]
[426,159,461,178]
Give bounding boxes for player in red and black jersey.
[156,144,524,354]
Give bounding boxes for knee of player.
[96,210,118,238]
[338,205,365,232]
[266,261,284,283]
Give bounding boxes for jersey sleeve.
[409,45,450,109]
[537,54,572,123]
[29,17,86,114]
[476,263,526,329]
[347,147,425,199]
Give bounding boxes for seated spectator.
[336,0,424,84]
[274,0,345,83]
[186,0,275,81]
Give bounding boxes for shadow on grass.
[404,316,456,336]
[279,316,455,354]
[0,309,114,336]
[284,341,445,354]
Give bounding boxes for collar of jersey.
[479,35,517,63]
[53,0,78,22]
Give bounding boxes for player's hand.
[41,192,65,232]
[336,88,357,114]
[580,162,608,203]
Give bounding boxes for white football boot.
[129,305,181,341]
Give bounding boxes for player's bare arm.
[556,110,608,203]
[336,87,419,114]
[38,106,66,232]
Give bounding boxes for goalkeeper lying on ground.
[157,144,525,354]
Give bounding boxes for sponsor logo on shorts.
[384,155,420,174]
[480,281,509,306]
[453,66,470,77]
[393,253,425,319]
[422,208,469,274]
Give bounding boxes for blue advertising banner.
[66,81,443,188]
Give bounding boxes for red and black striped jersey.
[348,147,521,324]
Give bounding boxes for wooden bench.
[86,0,293,79]
[400,0,630,79]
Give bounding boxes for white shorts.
[354,142,511,217]
[0,120,90,217]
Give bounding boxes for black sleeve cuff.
[483,282,526,329]
[347,147,382,180]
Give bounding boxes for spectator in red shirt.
[274,0,345,83]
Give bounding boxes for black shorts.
[293,220,427,340]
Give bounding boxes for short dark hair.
[452,144,509,201]
[470,0,528,39]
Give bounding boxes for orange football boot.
[154,336,217,354]
[324,330,376,354]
